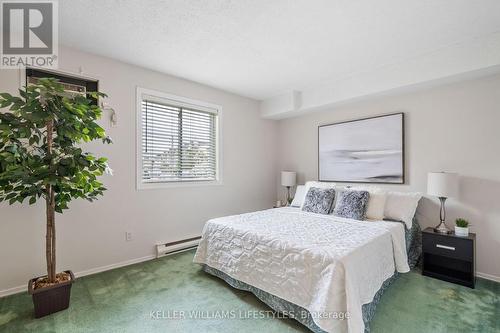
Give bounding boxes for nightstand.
[422,227,476,288]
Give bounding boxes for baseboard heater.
[156,236,201,258]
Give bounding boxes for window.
[137,88,221,189]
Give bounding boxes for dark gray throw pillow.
[302,187,336,214]
[333,190,370,220]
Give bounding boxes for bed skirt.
[201,218,422,333]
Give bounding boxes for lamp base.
[433,221,452,234]
[433,197,452,234]
[285,186,292,206]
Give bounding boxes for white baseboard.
[0,285,27,298]
[75,254,156,277]
[0,254,156,298]
[476,271,500,283]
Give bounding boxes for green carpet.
[0,250,498,333]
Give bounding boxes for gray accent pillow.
[333,190,370,220]
[301,187,336,214]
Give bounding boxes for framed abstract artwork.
[318,113,404,184]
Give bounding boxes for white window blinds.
[141,98,218,183]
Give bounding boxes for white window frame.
[136,87,223,190]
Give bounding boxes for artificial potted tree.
[0,78,112,318]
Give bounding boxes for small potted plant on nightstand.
[455,218,470,237]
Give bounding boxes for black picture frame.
[317,112,405,184]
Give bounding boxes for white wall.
[276,74,500,280]
[0,47,277,293]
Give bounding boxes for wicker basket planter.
[28,270,75,318]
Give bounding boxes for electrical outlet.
[125,231,132,241]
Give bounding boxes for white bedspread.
[193,207,409,333]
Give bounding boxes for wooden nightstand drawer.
[422,234,473,261]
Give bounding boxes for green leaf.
[19,89,27,99]
[5,193,16,200]
[0,92,12,100]
[0,99,11,108]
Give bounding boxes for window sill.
[137,180,223,190]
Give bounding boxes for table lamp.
[281,171,296,206]
[427,172,459,234]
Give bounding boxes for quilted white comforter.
[193,207,410,333]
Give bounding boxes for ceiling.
[60,1,500,111]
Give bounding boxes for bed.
[193,207,421,333]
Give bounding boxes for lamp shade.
[427,172,459,198]
[281,171,296,187]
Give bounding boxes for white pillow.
[330,185,349,210]
[384,191,422,228]
[290,185,306,207]
[351,186,387,220]
[300,181,336,209]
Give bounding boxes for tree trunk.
[46,119,56,283]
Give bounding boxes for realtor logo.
[1,0,58,68]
